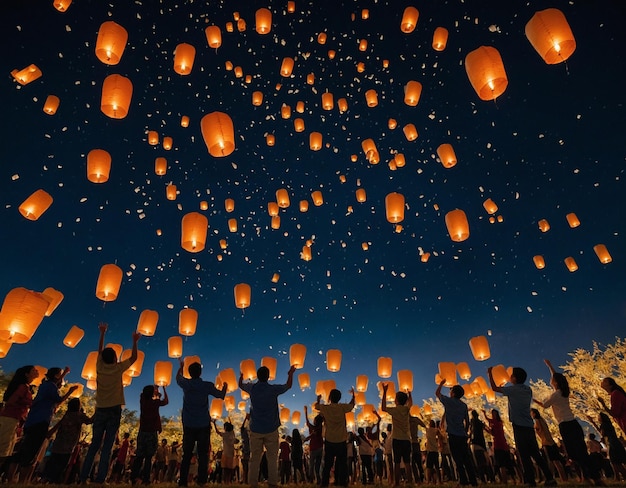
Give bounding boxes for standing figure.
[531,408,567,481]
[304,405,323,484]
[381,384,414,486]
[599,377,626,435]
[213,420,238,484]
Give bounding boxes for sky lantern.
[154,157,167,175]
[395,154,406,168]
[317,32,327,44]
[295,101,305,113]
[358,39,368,52]
[525,9,576,64]
[445,209,470,242]
[255,8,272,34]
[173,43,196,75]
[95,264,123,302]
[326,349,342,372]
[491,364,510,387]
[261,357,277,380]
[309,132,323,151]
[67,383,83,398]
[122,349,145,377]
[564,256,578,272]
[403,124,418,141]
[181,115,189,127]
[291,410,301,425]
[267,202,279,217]
[321,92,334,110]
[19,189,53,221]
[566,212,580,228]
[81,351,98,380]
[436,144,457,169]
[221,198,234,213]
[456,362,472,381]
[365,89,378,107]
[483,198,498,215]
[538,219,550,232]
[301,245,312,261]
[240,359,256,381]
[224,396,236,411]
[210,398,224,419]
[238,401,247,412]
[281,104,292,119]
[252,91,264,106]
[101,74,133,119]
[593,244,612,264]
[356,188,367,203]
[205,25,222,48]
[234,283,251,309]
[533,255,546,269]
[298,372,310,390]
[355,393,366,406]
[438,362,457,386]
[237,18,246,32]
[0,288,49,344]
[272,216,280,230]
[356,375,368,393]
[465,46,508,101]
[166,184,177,201]
[469,335,491,361]
[234,66,243,78]
[266,134,275,146]
[337,98,348,113]
[432,27,449,51]
[279,407,290,424]
[43,95,60,115]
[388,118,397,130]
[228,218,238,233]
[181,212,208,253]
[179,308,198,337]
[154,361,173,387]
[137,309,158,336]
[95,21,128,65]
[311,191,324,206]
[11,64,42,85]
[219,368,238,393]
[299,200,309,212]
[271,273,280,284]
[53,0,72,12]
[280,57,295,77]
[87,149,111,183]
[168,336,183,358]
[377,357,392,378]
[201,112,235,157]
[397,370,413,392]
[41,287,63,317]
[289,343,306,369]
[385,192,405,223]
[148,131,159,145]
[421,252,430,263]
[294,118,305,132]
[401,7,419,33]
[276,189,290,208]
[404,81,423,106]
[225,22,234,33]
[63,325,84,348]
[162,136,173,150]
[287,1,295,13]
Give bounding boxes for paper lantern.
[168,336,183,358]
[317,32,327,44]
[395,154,406,168]
[311,191,324,206]
[155,157,167,175]
[252,91,264,106]
[298,372,310,390]
[237,18,246,32]
[301,245,312,261]
[525,9,575,64]
[593,244,612,264]
[63,325,84,348]
[154,361,173,387]
[11,64,42,85]
[309,132,323,151]
[223,396,235,412]
[0,288,49,344]
[465,46,508,101]
[66,383,83,398]
[201,112,235,157]
[299,200,309,212]
[173,43,195,75]
[219,368,238,393]
[296,101,305,113]
[240,359,256,381]
[137,309,158,336]
[179,308,198,336]
[445,209,470,242]
[483,198,498,215]
[121,349,145,377]
[566,213,580,228]
[238,401,247,411]
[162,136,173,150]
[403,124,418,141]
[39,287,63,317]
[564,256,578,272]
[538,219,550,232]
[469,335,491,361]
[87,149,112,183]
[491,364,510,387]
[205,26,222,48]
[337,98,348,113]
[437,144,457,168]
[81,351,98,380]
[401,7,419,33]
[287,1,295,13]
[355,374,368,393]
[437,362,457,387]
[326,349,342,372]
[358,39,368,52]
[166,184,177,201]
[354,392,366,406]
[225,22,233,33]
[223,198,235,213]
[181,212,208,253]
[210,398,224,419]
[53,0,72,12]
[280,57,294,77]
[255,8,272,34]
[455,362,471,381]
[228,218,238,233]
[293,118,305,133]
[533,255,546,269]
[270,216,280,229]
[280,407,290,424]
[365,89,378,107]
[19,189,53,221]
[43,95,60,115]
[404,81,423,106]
[377,357,392,378]
[86,379,97,390]
[385,192,405,223]
[321,92,334,110]
[261,357,277,380]
[397,370,413,392]
[291,410,301,425]
[95,21,128,65]
[290,343,306,369]
[276,189,290,208]
[270,273,280,284]
[474,376,489,394]
[281,104,292,119]
[234,283,251,309]
[95,264,122,302]
[181,115,190,127]
[148,131,159,145]
[421,252,430,263]
[101,74,133,119]
[432,27,449,51]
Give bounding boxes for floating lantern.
[365,89,378,107]
[0,288,49,344]
[457,362,472,381]
[564,256,578,272]
[255,8,272,34]
[533,255,546,269]
[395,154,406,168]
[267,202,279,217]
[388,118,397,130]
[465,46,508,101]
[19,189,53,221]
[67,383,83,398]
[201,112,235,157]
[311,191,324,206]
[298,372,310,390]
[355,392,366,406]
[162,136,173,150]
[154,361,173,387]
[148,131,159,145]
[63,325,84,348]
[469,335,491,361]
[210,398,224,419]
[276,189,290,208]
[234,283,251,309]
[403,124,418,141]
[137,310,158,336]
[101,74,133,119]
[174,43,196,75]
[337,98,348,113]
[421,252,430,263]
[438,362,457,386]
[566,213,580,228]
[401,7,419,33]
[301,245,312,261]
[87,149,111,183]
[309,132,323,151]
[240,359,256,381]
[525,9,576,64]
[317,32,327,44]
[181,115,189,127]
[168,336,183,358]
[299,200,309,212]
[155,157,167,175]
[95,21,128,65]
[281,104,292,119]
[122,349,145,377]
[491,364,510,387]
[252,91,264,106]
[225,22,233,33]
[356,188,367,203]
[53,0,72,12]
[445,209,470,242]
[95,264,123,302]
[437,144,457,168]
[280,57,294,77]
[271,273,280,283]
[228,218,238,233]
[290,344,306,369]
[179,308,198,336]
[224,396,235,411]
[432,27,449,51]
[321,92,334,110]
[261,357,277,380]
[291,410,301,425]
[280,407,290,424]
[181,212,208,253]
[219,368,238,393]
[266,134,275,146]
[593,244,612,264]
[41,287,63,317]
[205,26,221,48]
[271,216,280,229]
[483,198,498,215]
[166,184,177,201]
[397,370,413,392]
[404,81,423,106]
[287,1,295,13]
[385,192,405,223]
[538,219,550,232]
[378,357,392,378]
[326,350,342,372]
[356,375,368,393]
[81,351,98,380]
[43,95,60,115]
[11,64,42,85]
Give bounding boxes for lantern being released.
[137,310,158,336]
[201,112,235,157]
[469,335,491,361]
[168,336,183,358]
[0,288,50,344]
[63,325,84,348]
[179,308,198,336]
[154,361,173,386]
[95,264,123,302]
[465,46,508,101]
[289,343,306,369]
[525,9,576,65]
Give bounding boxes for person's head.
[429,419,436,428]
[589,433,596,440]
[142,384,155,399]
[314,414,323,426]
[395,391,408,405]
[471,410,479,419]
[188,362,202,379]
[530,408,541,419]
[101,347,117,364]
[45,367,64,386]
[357,427,365,436]
[451,385,465,399]
[67,397,81,412]
[599,412,611,424]
[161,439,168,445]
[491,409,501,421]
[257,366,270,382]
[328,388,341,403]
[510,367,527,384]
[3,365,38,402]
[224,422,234,432]
[551,372,570,397]
[601,377,624,394]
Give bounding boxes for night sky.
[1,0,625,420]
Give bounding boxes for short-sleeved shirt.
[542,390,575,424]
[176,374,222,428]
[424,427,438,452]
[240,381,290,434]
[501,383,533,428]
[438,395,468,438]
[24,380,63,427]
[96,356,134,408]
[316,402,353,443]
[385,405,411,441]
[0,384,33,421]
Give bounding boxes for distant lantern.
[181,212,208,253]
[271,273,280,283]
[356,188,367,203]
[538,219,550,232]
[483,198,498,215]
[181,115,190,127]
[0,288,49,344]
[174,43,196,75]
[154,361,173,387]
[43,95,60,115]
[400,7,419,33]
[228,218,238,233]
[87,149,112,183]
[491,364,510,387]
[41,287,63,317]
[163,136,173,150]
[166,184,177,201]
[525,9,576,65]
[290,344,306,369]
[294,118,305,132]
[309,132,323,151]
[11,64,42,85]
[593,244,612,264]
[299,200,309,212]
[225,198,235,212]
[19,189,53,221]
[298,372,310,390]
[266,134,275,146]
[219,239,227,250]
[355,392,366,406]
[356,375,368,392]
[53,0,72,12]
[327,50,336,60]
[287,1,295,13]
[201,112,235,157]
[240,359,256,381]
[365,89,378,107]
[301,245,312,261]
[261,357,277,380]
[168,336,183,358]
[564,256,578,272]
[155,157,167,175]
[255,8,272,34]
[385,192,405,223]
[421,252,430,263]
[296,101,305,113]
[179,308,198,336]
[276,189,290,208]
[403,124,418,141]
[281,104,292,119]
[326,349,342,372]
[205,26,222,49]
[395,153,406,167]
[437,144,457,168]
[270,215,280,230]
[432,27,449,51]
[101,74,133,119]
[317,32,327,44]
[359,39,368,51]
[306,73,315,85]
[438,362,457,386]
[238,401,247,411]
[469,335,491,361]
[362,242,369,251]
[321,92,334,110]
[234,283,251,309]
[533,255,546,269]
[252,91,264,106]
[311,191,324,206]
[457,362,472,381]
[566,213,580,228]
[388,118,397,130]
[148,131,159,145]
[225,22,234,33]
[291,410,301,425]
[224,396,236,411]
[95,21,128,65]
[280,407,290,424]
[210,399,224,419]
[280,57,295,77]
[63,325,84,348]
[219,368,238,393]
[377,357,392,378]
[81,351,98,380]
[397,370,413,392]
[337,98,348,113]
[445,209,470,242]
[137,309,158,336]
[237,18,246,32]
[404,81,423,106]
[267,202,279,217]
[465,46,508,101]
[95,264,123,302]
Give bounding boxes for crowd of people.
[1,326,626,486]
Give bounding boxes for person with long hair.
[530,408,567,481]
[587,412,626,481]
[303,405,323,484]
[291,429,305,484]
[599,377,626,436]
[483,409,513,485]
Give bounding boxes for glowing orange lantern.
[317,32,327,44]
[205,26,222,48]
[219,368,238,393]
[122,349,145,377]
[465,46,508,101]
[81,351,98,380]
[168,336,183,358]
[421,252,430,263]
[385,192,405,223]
[95,264,123,302]
[365,89,378,107]
[179,308,198,336]
[566,213,580,228]
[326,349,342,372]
[225,22,234,33]
[173,43,196,75]
[533,255,546,269]
[564,256,578,272]
[154,361,173,387]
[388,118,397,130]
[101,74,133,119]
[63,325,84,348]
[267,202,279,217]
[234,283,251,309]
[300,200,309,212]
[266,134,275,146]
[162,136,173,150]
[397,370,413,392]
[491,364,510,387]
[281,104,292,119]
[456,362,472,381]
[356,188,367,203]
[301,245,312,261]
[41,287,63,317]
[252,91,264,106]
[404,81,423,106]
[437,144,457,168]
[276,189,290,208]
[182,356,201,379]
[181,212,208,253]
[438,362,457,386]
[166,184,177,201]
[311,191,323,206]
[593,244,612,264]
[279,407,290,424]
[483,198,498,215]
[87,149,111,183]
[53,0,72,12]
[0,288,49,344]
[321,92,334,111]
[155,157,167,175]
[272,217,281,231]
[296,101,305,113]
[401,7,419,33]
[224,396,235,411]
[95,21,128,65]
[181,115,190,127]
[224,198,235,213]
[298,372,310,390]
[210,398,224,419]
[19,189,53,221]
[445,209,470,242]
[280,57,294,77]
[377,357,392,378]
[525,9,576,65]
[309,132,323,151]
[469,335,491,361]
[355,375,368,393]
[240,359,256,381]
[228,218,238,232]
[432,27,449,51]
[287,1,295,13]
[538,219,550,232]
[201,112,235,157]
[290,344,306,369]
[43,95,60,115]
[11,64,42,85]
[148,131,159,145]
[255,8,272,34]
[403,124,418,141]
[137,309,158,336]
[261,357,277,380]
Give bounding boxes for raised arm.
[130,331,141,364]
[238,372,245,390]
[544,359,557,377]
[435,379,446,399]
[160,386,169,406]
[313,394,322,411]
[285,365,296,390]
[381,383,389,412]
[488,367,503,393]
[97,322,107,353]
[407,390,413,407]
[177,358,185,379]
[304,405,314,429]
[348,387,355,408]
[219,381,228,399]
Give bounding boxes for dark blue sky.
[1,0,625,419]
